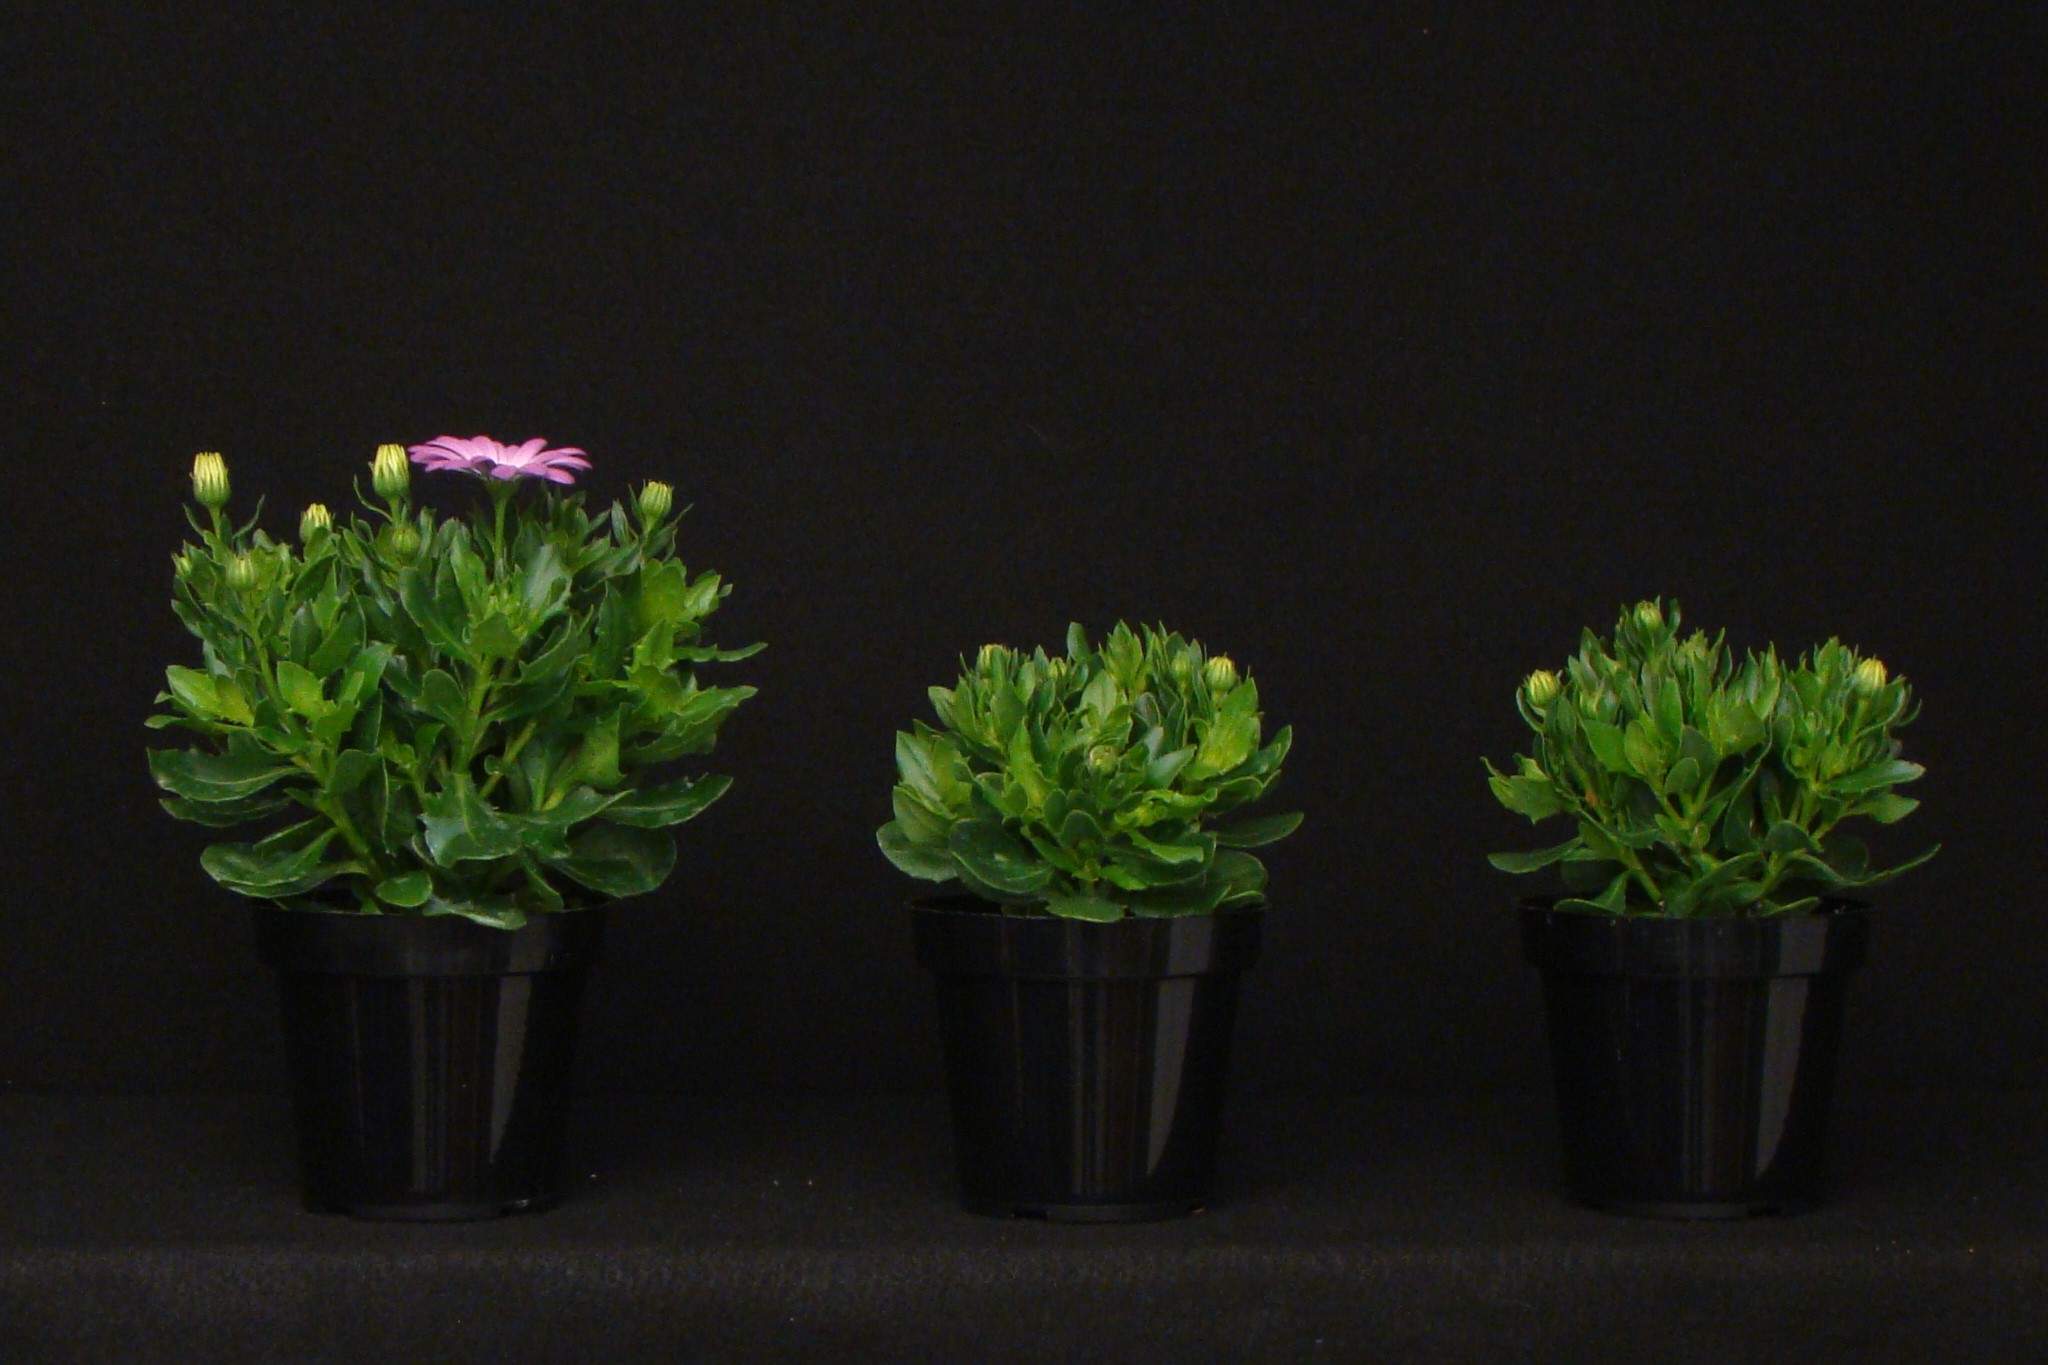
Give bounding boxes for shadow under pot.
[912,896,1263,1223]
[252,905,604,1221]
[1521,900,1870,1219]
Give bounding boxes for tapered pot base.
[308,1194,560,1222]
[1574,1193,1818,1221]
[254,905,604,1222]
[961,1194,1204,1223]
[913,898,1262,1222]
[1522,902,1869,1219]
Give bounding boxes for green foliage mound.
[880,623,1299,922]
[1487,599,1934,917]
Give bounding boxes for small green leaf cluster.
[150,452,761,927]
[879,623,1300,922]
[1485,599,1936,917]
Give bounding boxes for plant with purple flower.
[150,437,762,927]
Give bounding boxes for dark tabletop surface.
[3,1090,2043,1363]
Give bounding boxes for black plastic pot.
[912,896,1263,1222]
[252,905,604,1221]
[1521,900,1870,1218]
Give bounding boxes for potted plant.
[1486,599,1935,1217]
[879,623,1300,1221]
[151,438,760,1219]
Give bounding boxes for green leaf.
[373,871,434,908]
[1663,756,1700,798]
[149,748,297,802]
[1862,792,1920,824]
[1761,821,1819,855]
[416,668,471,737]
[1125,826,1214,865]
[165,667,254,725]
[1581,718,1631,775]
[325,748,380,800]
[1213,810,1303,849]
[894,732,948,806]
[1831,758,1926,794]
[1488,839,1578,874]
[1677,725,1718,774]
[421,893,527,930]
[603,773,732,828]
[1489,773,1564,821]
[1058,807,1107,849]
[160,791,294,828]
[1623,721,1665,780]
[892,787,955,844]
[200,821,355,898]
[672,642,767,663]
[947,821,1053,896]
[520,542,570,619]
[1046,894,1124,922]
[878,821,959,880]
[546,822,677,899]
[1652,674,1683,744]
[398,567,467,656]
[419,778,526,865]
[468,611,524,660]
[634,562,691,629]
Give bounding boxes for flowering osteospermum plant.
[1486,599,1935,917]
[879,624,1300,922]
[149,438,761,927]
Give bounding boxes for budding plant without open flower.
[1485,599,1935,917]
[879,623,1300,922]
[150,440,761,928]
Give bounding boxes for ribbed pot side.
[253,905,605,1221]
[913,897,1264,1222]
[1521,902,1870,1218]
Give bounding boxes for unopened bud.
[383,522,421,561]
[299,503,332,541]
[1170,653,1195,683]
[1523,669,1562,709]
[976,643,1011,673]
[637,480,674,523]
[1633,600,1664,633]
[1852,657,1888,694]
[1087,744,1119,775]
[191,452,230,510]
[225,554,258,590]
[372,443,411,501]
[1203,655,1239,692]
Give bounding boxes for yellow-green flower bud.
[1203,655,1239,692]
[1853,657,1888,694]
[299,503,332,541]
[371,443,411,501]
[190,452,230,510]
[1633,600,1664,633]
[224,553,258,589]
[1087,743,1119,775]
[976,643,1012,673]
[1170,653,1195,683]
[637,480,674,523]
[384,522,421,561]
[1523,669,1562,709]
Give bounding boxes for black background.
[3,6,2039,1100]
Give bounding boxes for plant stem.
[490,480,515,574]
[477,718,537,801]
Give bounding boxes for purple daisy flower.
[407,435,593,485]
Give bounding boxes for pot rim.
[252,902,607,978]
[1518,897,1871,979]
[910,894,1264,980]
